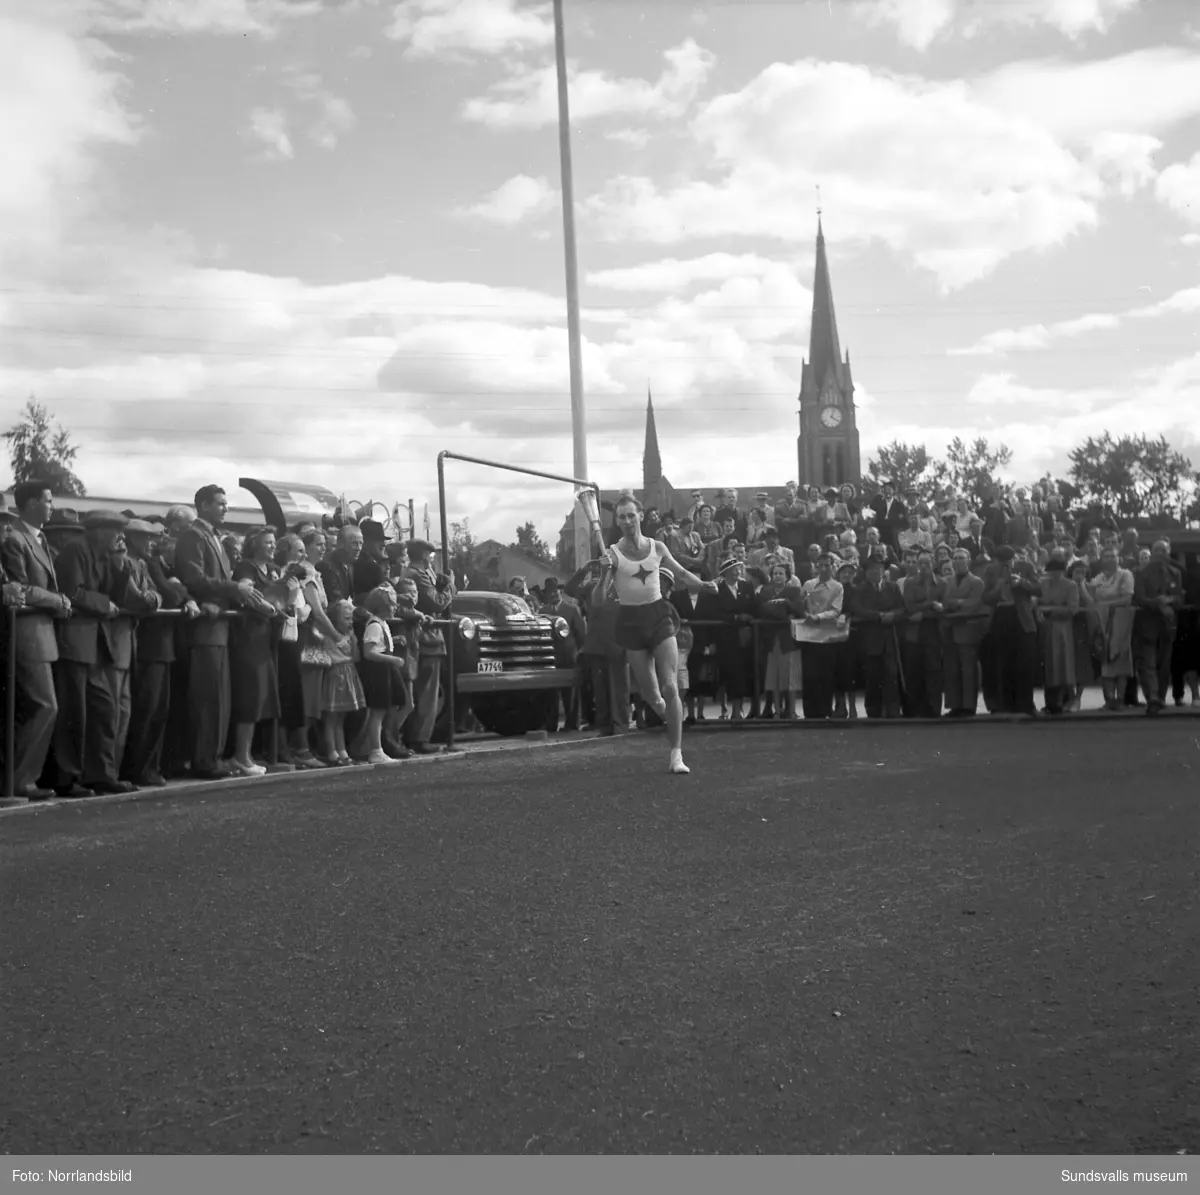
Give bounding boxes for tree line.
[866,434,1200,526]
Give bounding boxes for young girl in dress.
[356,585,412,765]
[320,599,367,766]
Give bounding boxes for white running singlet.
[608,540,664,606]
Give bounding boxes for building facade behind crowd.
[2,476,1198,802]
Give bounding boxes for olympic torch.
[576,488,605,559]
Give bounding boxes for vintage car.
[442,590,577,738]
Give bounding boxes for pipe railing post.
[5,607,17,799]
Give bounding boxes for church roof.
[643,390,663,485]
[802,216,851,393]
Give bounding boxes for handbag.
[300,643,332,667]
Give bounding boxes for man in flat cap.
[353,518,391,604]
[120,519,199,787]
[51,512,160,795]
[982,544,1041,716]
[403,539,456,754]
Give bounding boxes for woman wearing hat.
[756,561,805,718]
[1087,545,1136,710]
[832,559,861,719]
[1066,557,1097,712]
[599,493,719,774]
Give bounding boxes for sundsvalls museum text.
[1062,1171,1190,1183]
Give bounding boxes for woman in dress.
[229,528,285,777]
[757,562,804,719]
[1066,558,1097,712]
[1038,557,1079,715]
[1087,546,1136,710]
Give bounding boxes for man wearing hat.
[353,518,391,603]
[849,557,904,719]
[746,491,774,545]
[982,544,1041,716]
[773,482,805,555]
[120,519,199,786]
[403,539,456,754]
[749,526,794,573]
[538,577,585,731]
[1,481,73,800]
[50,512,160,796]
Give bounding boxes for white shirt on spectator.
[801,577,843,621]
[363,616,394,654]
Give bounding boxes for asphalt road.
[3,724,1198,1155]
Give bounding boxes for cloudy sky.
[2,0,1199,543]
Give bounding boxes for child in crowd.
[387,577,425,753]
[320,599,366,766]
[356,585,412,765]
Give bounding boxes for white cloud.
[588,253,796,292]
[1129,285,1200,319]
[975,48,1200,143]
[386,0,553,59]
[458,174,557,225]
[244,106,293,161]
[583,59,1107,289]
[1086,131,1161,196]
[83,0,323,38]
[856,0,955,50]
[0,15,138,255]
[308,92,356,150]
[462,39,715,130]
[1156,151,1200,227]
[860,0,1143,49]
[606,128,651,149]
[1183,233,1200,246]
[950,312,1120,356]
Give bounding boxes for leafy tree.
[1068,433,1196,522]
[513,520,552,564]
[941,436,1013,505]
[3,398,87,497]
[446,519,483,587]
[864,440,943,496]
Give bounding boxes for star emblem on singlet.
[633,564,654,584]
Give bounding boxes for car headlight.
[553,616,570,639]
[458,616,477,640]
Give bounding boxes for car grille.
[477,620,557,668]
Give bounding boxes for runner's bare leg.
[651,635,684,754]
[626,649,665,719]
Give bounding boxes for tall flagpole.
[553,0,591,567]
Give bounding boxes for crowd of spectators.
[2,474,1198,804]
[570,479,1199,728]
[0,481,456,803]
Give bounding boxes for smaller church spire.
[643,386,663,488]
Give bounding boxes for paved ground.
[2,723,1197,1155]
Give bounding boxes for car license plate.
[476,660,504,674]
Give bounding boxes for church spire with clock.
[797,214,861,490]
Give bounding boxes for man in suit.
[849,557,904,718]
[121,519,199,786]
[404,539,456,754]
[174,484,259,779]
[900,552,945,717]
[982,544,1041,717]
[352,520,391,603]
[869,482,908,550]
[940,548,987,716]
[1133,540,1184,716]
[539,577,584,732]
[318,522,363,605]
[1,481,72,799]
[565,558,631,734]
[51,513,159,796]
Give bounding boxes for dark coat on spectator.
[850,580,905,655]
[175,519,245,647]
[132,556,188,664]
[317,551,357,607]
[1,521,62,664]
[54,539,145,669]
[404,563,455,657]
[352,553,390,604]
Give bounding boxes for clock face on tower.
[820,406,843,429]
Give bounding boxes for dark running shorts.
[615,599,678,653]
